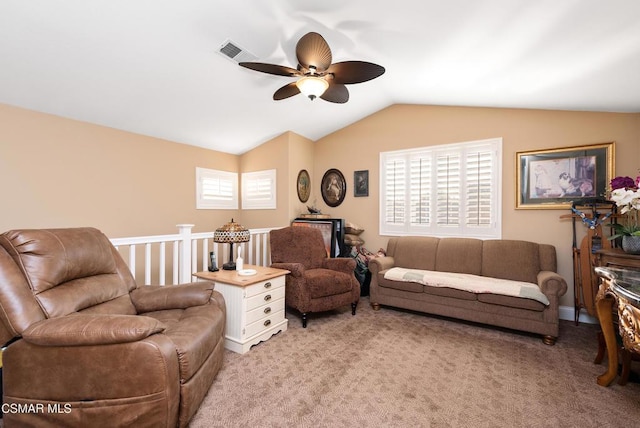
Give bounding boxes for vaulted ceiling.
[1,1,638,155]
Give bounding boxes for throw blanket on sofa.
[384,267,550,305]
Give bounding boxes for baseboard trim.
[558,305,598,324]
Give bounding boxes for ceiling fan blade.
[296,32,332,72]
[320,83,349,104]
[327,61,385,84]
[239,62,300,77]
[273,82,301,100]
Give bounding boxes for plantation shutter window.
[380,138,502,239]
[196,167,238,210]
[242,169,277,209]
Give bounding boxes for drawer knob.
[264,307,271,314]
[264,282,272,289]
[264,294,272,301]
[264,319,271,327]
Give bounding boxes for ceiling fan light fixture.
[296,76,329,100]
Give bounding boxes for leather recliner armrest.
[130,282,214,313]
[22,314,166,346]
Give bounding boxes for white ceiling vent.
[217,39,257,63]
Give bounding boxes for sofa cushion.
[477,293,546,311]
[481,240,541,284]
[387,236,439,270]
[434,237,483,275]
[377,270,424,293]
[306,268,354,298]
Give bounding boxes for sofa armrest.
[322,257,356,274]
[537,271,568,297]
[271,262,305,277]
[368,256,395,274]
[22,314,166,346]
[130,282,214,313]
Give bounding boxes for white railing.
[110,224,278,285]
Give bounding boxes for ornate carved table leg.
[595,285,618,386]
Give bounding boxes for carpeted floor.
[190,297,640,427]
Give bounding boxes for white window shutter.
[466,149,494,227]
[196,167,238,210]
[380,138,502,239]
[409,154,431,226]
[436,151,461,227]
[242,169,277,209]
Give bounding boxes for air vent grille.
[218,39,257,63]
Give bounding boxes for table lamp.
[213,218,250,270]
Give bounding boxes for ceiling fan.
[239,32,385,103]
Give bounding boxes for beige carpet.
[190,297,640,427]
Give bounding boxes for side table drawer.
[247,285,285,311]
[245,310,286,338]
[246,298,285,325]
[245,276,285,297]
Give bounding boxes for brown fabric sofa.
[369,237,568,345]
[0,227,226,427]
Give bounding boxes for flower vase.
[621,235,640,255]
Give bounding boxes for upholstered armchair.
[0,227,226,428]
[269,226,360,327]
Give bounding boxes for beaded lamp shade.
[213,219,250,270]
[213,218,250,244]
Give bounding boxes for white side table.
[193,265,289,354]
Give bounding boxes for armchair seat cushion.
[306,268,355,298]
[143,303,225,381]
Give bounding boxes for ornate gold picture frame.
[515,142,614,209]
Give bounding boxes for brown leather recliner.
[270,226,360,327]
[0,227,226,428]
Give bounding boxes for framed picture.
[516,142,614,209]
[354,170,369,197]
[297,169,310,203]
[321,168,346,207]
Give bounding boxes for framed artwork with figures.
[516,142,614,209]
[354,170,369,197]
[297,169,310,203]
[321,168,346,207]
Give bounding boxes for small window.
[242,169,277,210]
[196,167,238,210]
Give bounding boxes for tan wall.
[2,101,639,310]
[239,131,314,229]
[0,103,240,237]
[313,104,640,308]
[286,132,315,221]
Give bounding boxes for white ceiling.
[1,0,639,155]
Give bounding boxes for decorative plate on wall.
[321,168,346,207]
[297,169,311,203]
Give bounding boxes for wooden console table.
[594,267,640,386]
[595,248,640,271]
